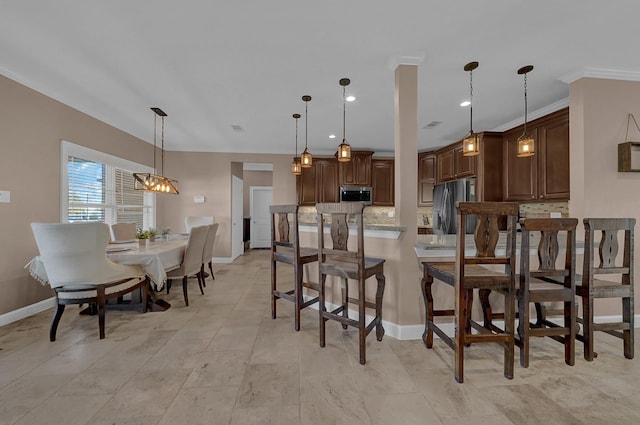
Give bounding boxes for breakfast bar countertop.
[298,222,407,240]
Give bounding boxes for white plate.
[106,247,132,253]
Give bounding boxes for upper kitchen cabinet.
[371,158,394,206]
[436,142,476,183]
[339,150,373,186]
[296,156,339,205]
[503,108,569,202]
[418,152,436,206]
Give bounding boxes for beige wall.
[0,75,155,314]
[569,77,640,310]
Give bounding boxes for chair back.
[456,202,519,281]
[202,223,219,262]
[185,216,214,232]
[583,218,635,277]
[270,204,301,261]
[31,222,141,288]
[111,223,137,241]
[316,202,365,274]
[183,225,209,276]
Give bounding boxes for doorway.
[250,186,273,248]
[231,175,244,259]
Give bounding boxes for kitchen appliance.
[432,178,476,234]
[340,186,372,205]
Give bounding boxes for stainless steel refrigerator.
[432,178,477,234]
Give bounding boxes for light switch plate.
[193,195,205,203]
[0,190,10,203]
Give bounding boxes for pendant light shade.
[291,113,302,175]
[337,78,352,162]
[133,107,179,194]
[517,65,535,158]
[462,61,480,156]
[300,95,313,168]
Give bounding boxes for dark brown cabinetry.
[339,151,373,187]
[296,157,339,206]
[503,108,569,202]
[371,158,394,206]
[418,152,436,206]
[437,142,476,183]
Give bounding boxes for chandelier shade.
[291,113,302,175]
[133,107,179,194]
[337,78,352,162]
[517,65,535,158]
[300,95,313,168]
[462,61,480,156]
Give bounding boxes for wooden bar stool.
[516,217,578,367]
[576,218,635,361]
[316,202,385,365]
[421,202,518,383]
[270,204,319,331]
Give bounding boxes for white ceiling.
[2,1,640,156]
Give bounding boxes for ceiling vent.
[231,124,244,132]
[423,121,442,129]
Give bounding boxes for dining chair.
[110,223,137,242]
[516,217,578,367]
[270,204,318,331]
[420,202,518,383]
[201,223,219,285]
[576,217,635,361]
[30,222,148,341]
[166,225,209,306]
[317,202,386,365]
[185,216,214,232]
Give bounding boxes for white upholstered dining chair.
[201,223,219,284]
[31,222,148,341]
[185,215,214,232]
[110,222,137,242]
[166,225,209,306]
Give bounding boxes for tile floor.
[0,249,638,425]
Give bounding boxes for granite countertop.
[298,222,407,239]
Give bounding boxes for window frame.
[61,140,155,228]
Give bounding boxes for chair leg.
[208,260,215,280]
[182,276,189,306]
[166,279,172,295]
[319,274,327,348]
[197,269,205,295]
[583,293,595,361]
[519,290,531,368]
[421,270,434,348]
[479,289,493,328]
[200,264,207,288]
[503,287,515,380]
[564,298,576,366]
[97,286,106,339]
[623,294,634,359]
[271,258,277,320]
[294,263,302,331]
[341,278,349,330]
[142,279,150,313]
[49,301,65,342]
[375,272,385,341]
[454,282,466,383]
[358,276,366,365]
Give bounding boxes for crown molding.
[491,98,569,132]
[559,67,640,84]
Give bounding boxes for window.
[62,141,155,230]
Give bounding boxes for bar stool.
[576,218,635,360]
[316,202,385,365]
[270,204,318,331]
[421,202,518,383]
[516,217,578,367]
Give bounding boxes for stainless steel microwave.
[340,186,372,205]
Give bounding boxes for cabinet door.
[538,116,570,200]
[454,145,476,178]
[316,159,339,203]
[296,164,317,206]
[340,151,372,186]
[503,127,538,201]
[437,149,455,182]
[372,159,394,206]
[418,153,436,206]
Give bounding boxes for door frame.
[249,186,273,249]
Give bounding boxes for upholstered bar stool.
[270,204,318,331]
[576,218,635,360]
[516,217,578,367]
[421,202,518,383]
[316,202,386,365]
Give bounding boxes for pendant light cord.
[153,114,157,173]
[469,68,474,134]
[161,116,165,176]
[295,116,298,155]
[523,73,528,134]
[305,100,308,150]
[342,85,347,141]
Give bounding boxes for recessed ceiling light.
[329,134,336,139]
[346,95,356,102]
[460,101,471,107]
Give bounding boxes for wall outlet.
[387,210,395,218]
[550,211,562,218]
[0,190,10,203]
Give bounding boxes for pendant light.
[291,113,302,175]
[462,61,480,156]
[300,95,313,168]
[337,78,352,162]
[517,65,535,157]
[133,107,179,194]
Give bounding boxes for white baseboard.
[0,297,55,327]
[212,257,234,264]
